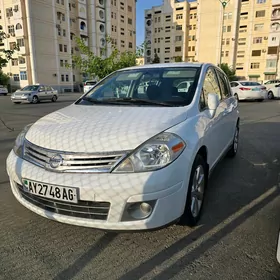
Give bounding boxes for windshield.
[240,82,261,86]
[78,66,201,107]
[21,85,39,91]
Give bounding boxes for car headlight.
[112,132,186,173]
[13,124,33,158]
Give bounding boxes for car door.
[38,85,47,99]
[46,86,54,99]
[215,68,238,148]
[198,67,228,169]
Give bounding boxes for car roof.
[119,62,205,71]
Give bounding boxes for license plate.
[252,88,260,91]
[22,179,78,203]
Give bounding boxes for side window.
[46,86,52,91]
[216,70,231,98]
[202,68,222,107]
[39,86,45,91]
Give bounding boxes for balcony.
[15,23,24,37]
[18,46,26,55]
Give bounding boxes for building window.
[9,42,16,50]
[64,45,67,52]
[227,25,231,32]
[6,8,13,17]
[192,46,195,51]
[267,46,278,54]
[226,38,230,45]
[250,62,260,69]
[176,25,182,30]
[129,42,133,48]
[228,12,232,19]
[19,57,25,64]
[254,23,264,31]
[175,36,182,41]
[265,74,276,80]
[175,46,181,52]
[61,74,65,82]
[223,13,228,20]
[176,14,183,20]
[252,50,261,56]
[13,74,19,81]
[225,51,229,57]
[63,29,66,36]
[15,23,22,30]
[256,10,265,17]
[80,21,86,30]
[257,0,266,3]
[17,38,24,47]
[128,5,132,12]
[239,25,247,33]
[73,75,75,82]
[12,59,18,66]
[253,37,262,44]
[61,0,64,4]
[66,74,69,82]
[8,25,14,33]
[59,44,63,51]
[60,60,63,67]
[128,18,132,25]
[20,71,27,80]
[266,60,277,68]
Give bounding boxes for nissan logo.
[49,154,63,168]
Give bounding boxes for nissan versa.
[6,63,239,231]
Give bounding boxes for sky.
[136,0,196,46]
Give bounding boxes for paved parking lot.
[0,94,280,280]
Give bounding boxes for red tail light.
[261,86,266,90]
[239,87,250,91]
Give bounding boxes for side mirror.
[208,93,219,118]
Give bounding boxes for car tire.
[227,123,239,158]
[179,154,208,227]
[13,102,21,104]
[52,95,57,102]
[257,99,264,102]
[32,95,39,104]
[234,93,239,101]
[268,91,274,100]
[4,93,7,96]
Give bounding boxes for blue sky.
[136,0,163,46]
[136,0,196,46]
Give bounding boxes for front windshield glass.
[78,66,201,106]
[21,85,39,91]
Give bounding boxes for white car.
[263,79,280,90]
[266,84,280,99]
[230,81,267,102]
[6,63,239,231]
[0,85,8,95]
[83,80,97,93]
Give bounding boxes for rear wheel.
[51,95,57,102]
[268,91,274,100]
[234,93,239,101]
[179,154,207,227]
[227,124,239,158]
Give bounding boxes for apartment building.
[145,0,278,82]
[144,0,198,64]
[0,0,136,92]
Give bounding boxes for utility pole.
[219,0,230,66]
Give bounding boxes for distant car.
[11,84,58,104]
[263,79,280,90]
[0,85,8,95]
[230,81,267,102]
[83,80,97,94]
[266,83,280,99]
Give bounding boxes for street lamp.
[219,0,230,66]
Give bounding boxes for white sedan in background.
[266,84,280,99]
[230,81,267,102]
[0,85,8,95]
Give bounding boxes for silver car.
[11,84,58,104]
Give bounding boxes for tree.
[152,53,160,64]
[69,37,147,80]
[174,56,182,62]
[0,31,20,70]
[218,63,237,81]
[0,71,10,85]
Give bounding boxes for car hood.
[25,104,188,153]
[14,90,34,96]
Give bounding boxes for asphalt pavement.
[0,94,280,280]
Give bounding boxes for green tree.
[218,63,237,81]
[174,56,182,62]
[0,71,10,85]
[69,37,147,80]
[152,53,160,64]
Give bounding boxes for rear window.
[85,81,97,85]
[240,82,261,86]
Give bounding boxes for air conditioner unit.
[262,49,266,53]
[11,33,15,37]
[264,36,268,40]
[6,34,10,38]
[13,8,18,12]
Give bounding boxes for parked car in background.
[263,79,280,90]
[6,63,239,231]
[83,80,97,93]
[266,83,280,99]
[11,84,58,104]
[230,81,267,102]
[0,85,8,95]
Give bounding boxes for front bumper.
[11,96,30,102]
[6,150,190,230]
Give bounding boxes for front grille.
[24,140,128,173]
[17,183,110,220]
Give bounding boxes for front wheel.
[51,95,57,102]
[179,154,207,227]
[227,124,239,158]
[268,91,274,100]
[31,95,39,104]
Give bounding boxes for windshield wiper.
[103,97,174,107]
